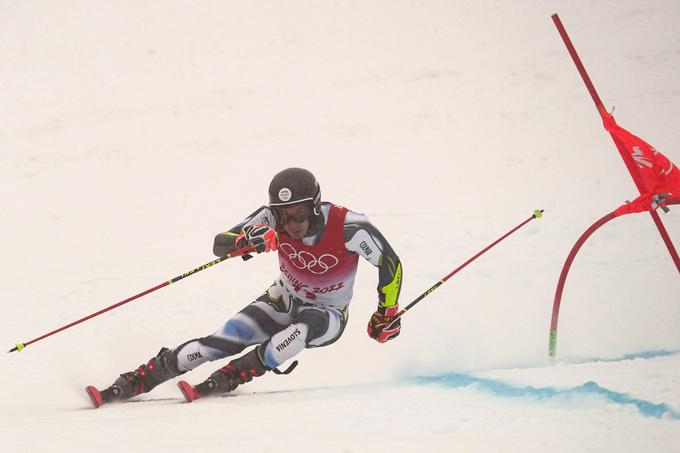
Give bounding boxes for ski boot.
[178,346,271,402]
[86,347,184,408]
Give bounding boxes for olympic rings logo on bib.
[279,243,339,274]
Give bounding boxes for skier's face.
[275,203,310,240]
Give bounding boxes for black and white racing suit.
[171,202,402,371]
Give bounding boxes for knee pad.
[296,309,329,342]
[302,308,345,348]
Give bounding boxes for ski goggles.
[272,203,311,226]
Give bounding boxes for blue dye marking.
[622,350,675,360]
[412,373,680,420]
[571,349,677,365]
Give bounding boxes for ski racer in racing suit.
[87,167,403,405]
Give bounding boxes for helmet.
[269,167,321,208]
[268,167,322,223]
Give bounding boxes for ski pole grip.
[384,310,405,331]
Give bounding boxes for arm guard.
[377,257,402,310]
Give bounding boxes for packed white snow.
[2,1,679,452]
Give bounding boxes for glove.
[367,305,401,343]
[235,224,278,253]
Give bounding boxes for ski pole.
[386,210,544,329]
[8,247,253,353]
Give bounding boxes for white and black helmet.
[268,167,322,220]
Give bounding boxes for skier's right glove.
[235,224,279,254]
[367,305,401,343]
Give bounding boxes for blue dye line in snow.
[413,373,680,420]
[570,349,678,365]
[621,349,676,360]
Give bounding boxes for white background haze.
[2,1,679,452]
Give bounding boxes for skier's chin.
[284,224,308,240]
[287,230,305,240]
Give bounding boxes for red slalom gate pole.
[548,13,680,359]
[551,13,680,273]
[386,210,544,329]
[8,248,253,353]
[548,198,680,358]
[551,14,604,110]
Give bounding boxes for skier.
[87,167,403,407]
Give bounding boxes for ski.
[85,385,184,408]
[177,380,201,403]
[85,385,104,408]
[84,381,302,408]
[85,385,185,408]
[84,384,234,408]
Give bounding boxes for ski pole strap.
[272,360,298,375]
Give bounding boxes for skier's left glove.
[235,224,278,253]
[367,305,401,343]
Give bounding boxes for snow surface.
[2,1,680,452]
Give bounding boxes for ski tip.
[532,209,544,219]
[85,385,104,409]
[177,380,199,403]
